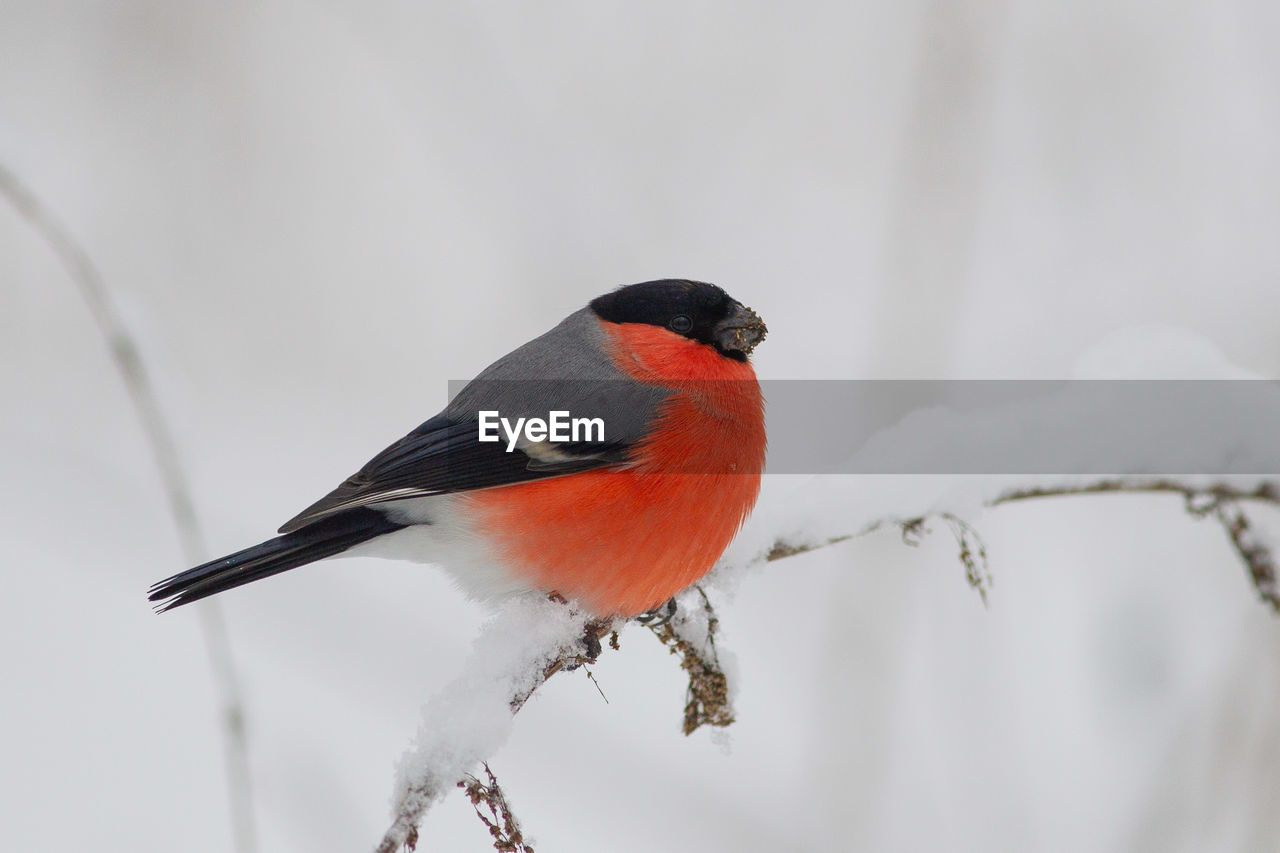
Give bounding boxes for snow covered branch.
[380,475,1280,852]
[376,600,608,853]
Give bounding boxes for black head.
[589,279,767,361]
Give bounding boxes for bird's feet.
[635,597,678,627]
[581,623,603,661]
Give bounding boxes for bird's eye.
[670,315,693,333]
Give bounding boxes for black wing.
[278,414,629,533]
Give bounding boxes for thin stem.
[0,164,258,853]
[991,479,1280,612]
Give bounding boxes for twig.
[376,476,1280,851]
[646,587,736,735]
[376,607,609,853]
[764,535,852,562]
[509,619,615,713]
[457,765,535,853]
[0,164,258,853]
[991,479,1280,509]
[891,514,993,605]
[991,479,1280,613]
[1213,502,1279,613]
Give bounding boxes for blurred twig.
[0,164,258,853]
[895,513,993,605]
[992,479,1280,613]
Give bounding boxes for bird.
[148,279,767,619]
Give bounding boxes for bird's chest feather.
[462,323,766,617]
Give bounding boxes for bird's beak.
[714,302,768,356]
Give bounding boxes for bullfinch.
[148,280,767,618]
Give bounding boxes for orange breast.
[461,321,766,617]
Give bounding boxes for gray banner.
[446,380,1280,474]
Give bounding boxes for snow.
[386,596,590,837]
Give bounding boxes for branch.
[376,515,983,851]
[457,764,536,853]
[646,587,736,735]
[380,476,1280,852]
[992,479,1280,612]
[0,164,258,852]
[376,600,608,853]
[990,478,1280,508]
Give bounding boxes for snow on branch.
[377,599,603,853]
[378,471,1280,852]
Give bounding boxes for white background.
[2,2,1279,851]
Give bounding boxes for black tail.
[148,508,404,612]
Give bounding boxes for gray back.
[444,307,670,446]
